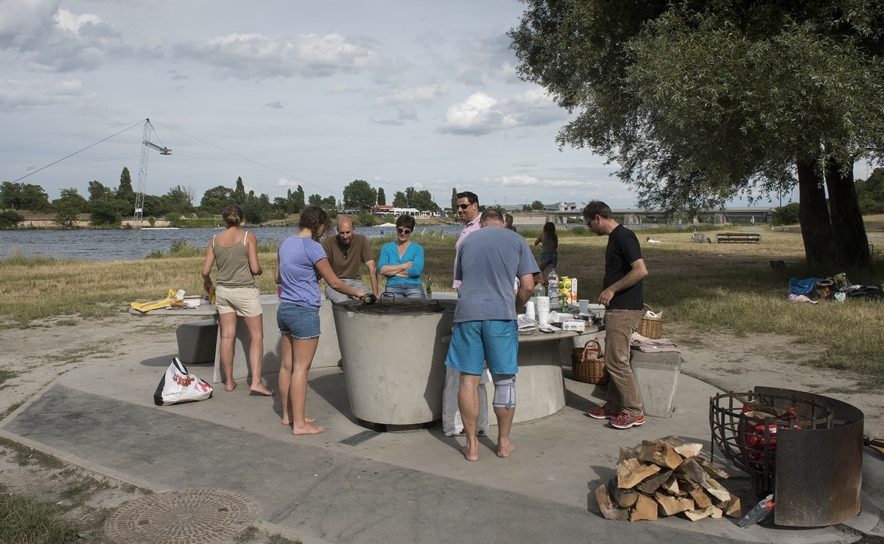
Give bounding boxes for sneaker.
[609,413,647,429]
[585,405,617,420]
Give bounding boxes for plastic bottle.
[737,494,775,527]
[533,281,546,298]
[548,269,559,307]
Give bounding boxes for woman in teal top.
[378,215,426,299]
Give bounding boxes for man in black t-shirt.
[583,201,649,430]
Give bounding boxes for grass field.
[1,222,882,383]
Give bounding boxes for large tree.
[511,0,883,268]
[117,167,135,211]
[377,187,386,206]
[200,185,233,214]
[0,182,52,211]
[53,188,88,227]
[342,179,377,210]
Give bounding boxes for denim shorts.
[382,283,426,300]
[277,302,320,340]
[445,320,518,376]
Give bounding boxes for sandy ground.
[0,315,881,540]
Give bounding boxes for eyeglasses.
[457,203,471,210]
[397,227,412,234]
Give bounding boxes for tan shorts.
[215,285,262,317]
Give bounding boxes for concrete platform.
[0,341,880,544]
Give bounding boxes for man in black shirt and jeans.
[583,201,649,429]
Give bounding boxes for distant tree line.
[0,169,446,227]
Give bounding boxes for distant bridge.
[545,207,773,226]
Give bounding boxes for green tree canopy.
[200,185,233,214]
[392,191,407,207]
[377,187,386,206]
[511,0,883,268]
[0,182,52,211]
[530,200,543,211]
[342,179,377,210]
[87,180,114,203]
[117,167,135,209]
[857,168,884,214]
[52,188,88,227]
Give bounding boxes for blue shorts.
[277,302,320,340]
[382,283,426,300]
[445,320,518,376]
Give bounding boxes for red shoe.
[609,413,647,429]
[585,405,617,420]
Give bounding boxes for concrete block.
[630,348,681,418]
[176,319,218,364]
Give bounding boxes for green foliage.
[162,185,195,216]
[530,200,543,210]
[199,185,233,214]
[0,182,52,211]
[856,168,884,214]
[52,188,88,227]
[392,191,407,207]
[0,210,24,228]
[343,179,377,210]
[117,166,135,209]
[87,180,114,203]
[354,212,379,226]
[377,187,386,206]
[772,203,801,226]
[89,200,121,226]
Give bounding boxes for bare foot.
[497,441,515,458]
[224,382,237,392]
[292,422,325,435]
[461,445,478,462]
[282,417,314,426]
[249,384,273,396]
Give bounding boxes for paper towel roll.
[525,300,536,321]
[536,296,550,325]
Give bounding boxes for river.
[0,224,465,261]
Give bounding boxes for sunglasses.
[397,228,412,234]
[457,203,471,210]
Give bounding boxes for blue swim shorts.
[445,320,518,376]
[277,302,320,340]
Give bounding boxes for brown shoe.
[610,413,647,429]
[585,405,617,420]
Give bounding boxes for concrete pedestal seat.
[333,300,456,426]
[176,320,218,364]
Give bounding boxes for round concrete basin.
[332,299,455,425]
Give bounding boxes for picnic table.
[716,232,761,244]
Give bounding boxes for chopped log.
[659,435,704,458]
[611,486,639,508]
[655,492,695,516]
[636,470,673,494]
[630,493,658,521]
[661,473,683,496]
[673,442,703,459]
[702,478,731,502]
[684,506,714,522]
[619,446,638,462]
[595,481,629,520]
[717,496,742,518]
[676,474,698,491]
[617,458,662,489]
[696,457,730,479]
[688,487,713,509]
[638,440,683,469]
[710,506,724,519]
[677,457,709,487]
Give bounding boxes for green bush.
[771,203,800,226]
[0,210,24,228]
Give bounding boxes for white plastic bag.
[153,357,213,406]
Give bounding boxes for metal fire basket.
[709,386,864,527]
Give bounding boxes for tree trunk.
[824,157,870,268]
[796,159,834,270]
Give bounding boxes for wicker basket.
[638,304,663,339]
[571,339,608,385]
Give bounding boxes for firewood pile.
[595,436,743,522]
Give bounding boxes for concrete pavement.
[0,343,881,544]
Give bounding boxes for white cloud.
[0,77,92,111]
[373,83,448,124]
[439,91,515,135]
[175,32,379,79]
[0,0,58,46]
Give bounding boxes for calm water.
[0,225,464,261]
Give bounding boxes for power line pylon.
[134,118,171,229]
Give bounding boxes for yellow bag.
[130,289,184,313]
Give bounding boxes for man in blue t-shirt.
[445,208,538,461]
[583,200,649,430]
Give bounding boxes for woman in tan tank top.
[201,204,272,395]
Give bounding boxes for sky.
[0,0,640,210]
[6,0,865,211]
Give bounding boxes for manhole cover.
[105,488,260,544]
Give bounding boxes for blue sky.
[2,0,849,210]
